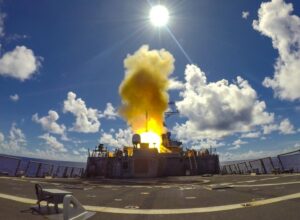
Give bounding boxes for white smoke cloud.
[253,0,300,101]
[63,91,100,133]
[173,64,274,142]
[32,110,66,136]
[0,46,41,81]
[39,133,67,152]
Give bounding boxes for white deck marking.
[124,205,139,209]
[86,195,96,198]
[259,177,279,181]
[231,181,300,187]
[185,196,196,199]
[1,192,300,215]
[0,193,36,204]
[236,177,279,184]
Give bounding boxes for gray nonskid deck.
[0,174,299,220]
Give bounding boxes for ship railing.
[0,155,84,178]
[220,148,300,175]
[0,155,21,176]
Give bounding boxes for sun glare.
[149,5,169,27]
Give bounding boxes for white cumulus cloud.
[99,128,132,148]
[228,139,248,150]
[0,46,41,81]
[0,123,27,153]
[8,123,26,151]
[190,139,225,150]
[173,64,274,143]
[241,131,261,138]
[32,110,66,136]
[262,118,296,135]
[242,11,250,19]
[72,150,80,155]
[220,145,298,161]
[278,118,296,134]
[0,11,5,37]
[0,132,4,143]
[9,94,19,102]
[39,133,67,152]
[63,91,100,133]
[78,147,88,152]
[253,0,300,101]
[168,77,185,90]
[99,102,118,120]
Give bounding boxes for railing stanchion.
[14,159,21,176]
[36,163,42,177]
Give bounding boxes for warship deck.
[0,174,300,220]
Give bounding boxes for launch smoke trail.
[119,45,175,135]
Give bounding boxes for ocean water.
[0,154,86,177]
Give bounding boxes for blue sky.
[0,0,299,161]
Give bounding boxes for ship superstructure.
[85,131,219,178]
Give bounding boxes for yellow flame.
[140,132,161,149]
[139,131,171,153]
[136,118,164,152]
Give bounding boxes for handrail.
[0,155,85,178]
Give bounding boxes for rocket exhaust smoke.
[119,45,175,146]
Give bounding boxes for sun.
[149,5,169,27]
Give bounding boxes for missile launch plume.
[119,45,175,141]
